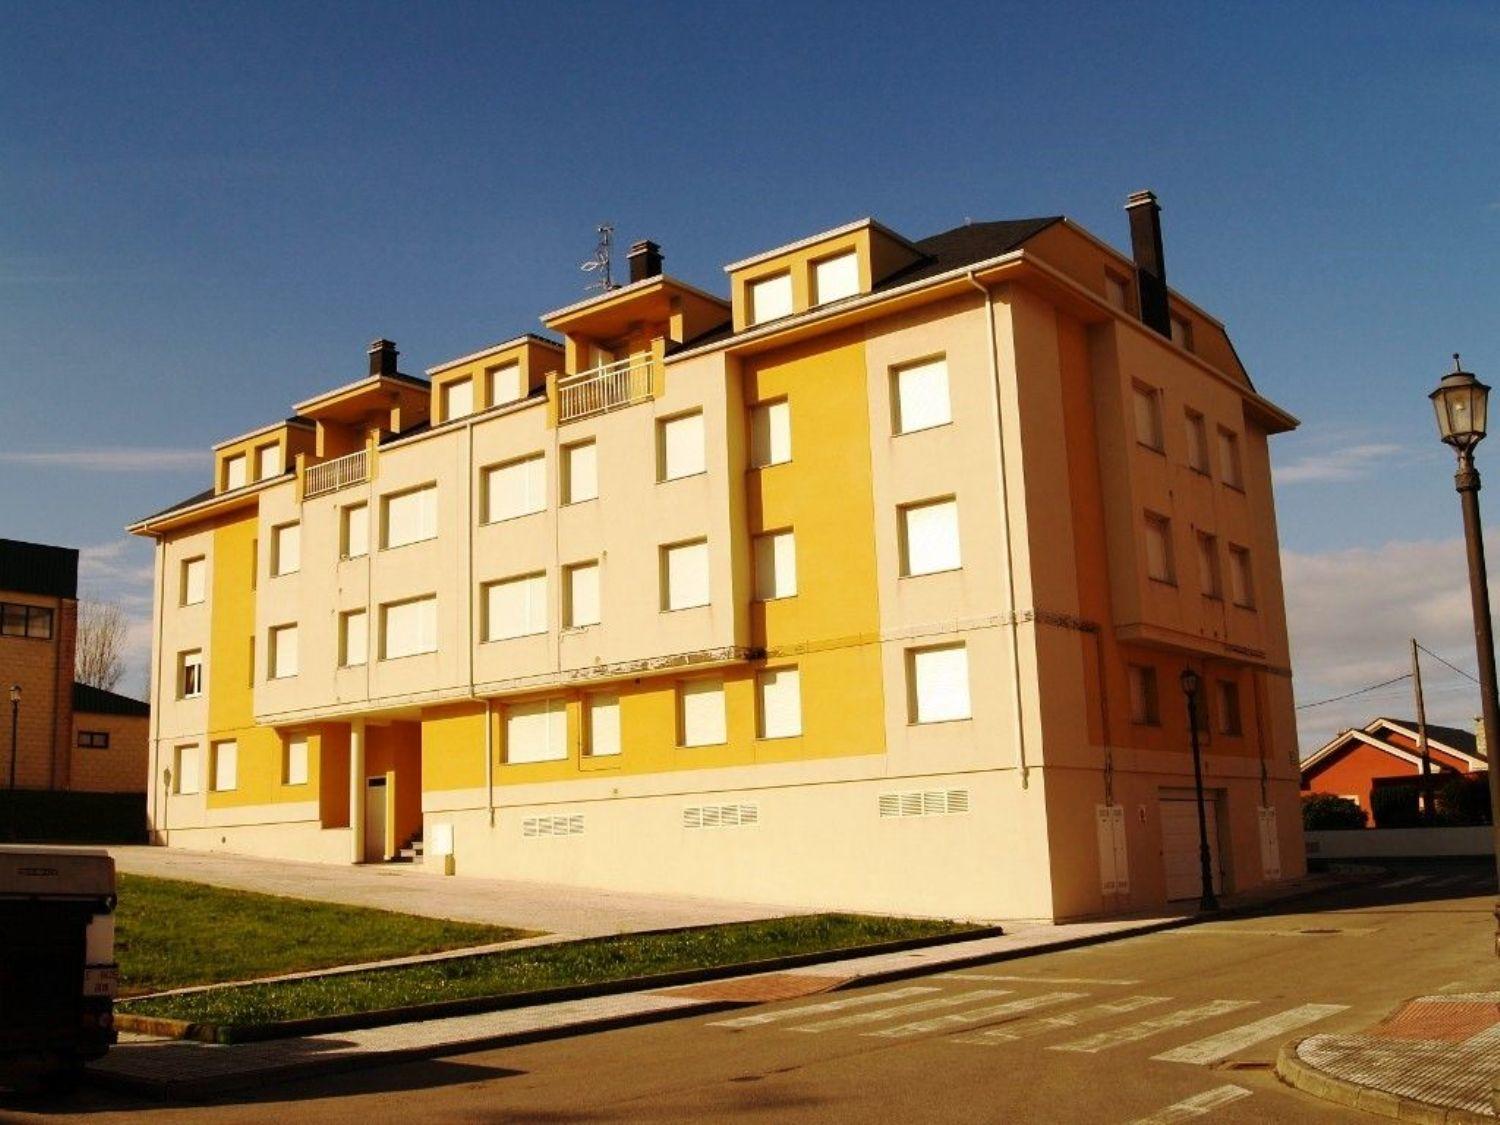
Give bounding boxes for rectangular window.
[483,454,546,523]
[484,572,547,641]
[1,603,54,639]
[679,679,727,746]
[1133,382,1164,451]
[255,442,282,480]
[382,484,438,549]
[179,650,203,699]
[812,251,859,305]
[488,362,524,408]
[342,503,369,559]
[908,643,972,724]
[1216,680,1243,737]
[269,623,299,679]
[211,740,238,792]
[750,399,792,467]
[174,744,200,794]
[1128,665,1160,725]
[562,441,598,504]
[224,454,247,491]
[78,731,109,749]
[1197,532,1222,598]
[284,735,309,785]
[1144,512,1175,583]
[181,557,206,606]
[1170,313,1193,350]
[340,609,368,667]
[1219,427,1244,489]
[753,530,797,601]
[442,377,474,422]
[658,411,706,481]
[505,699,567,764]
[381,595,438,659]
[271,522,300,577]
[1105,273,1129,310]
[748,272,793,324]
[586,693,621,757]
[1229,545,1255,608]
[662,539,710,611]
[757,667,802,739]
[1185,409,1210,474]
[893,357,951,435]
[900,497,962,577]
[564,561,600,628]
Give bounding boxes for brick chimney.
[1475,715,1487,759]
[627,240,663,283]
[1125,191,1171,339]
[368,339,399,377]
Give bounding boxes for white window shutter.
[894,358,951,434]
[1134,386,1162,449]
[665,540,710,610]
[486,455,545,522]
[588,694,621,756]
[751,400,792,467]
[901,498,961,576]
[385,486,437,548]
[489,363,524,407]
[213,741,238,791]
[758,667,801,739]
[564,442,598,503]
[273,523,300,576]
[749,273,793,323]
[224,455,247,490]
[567,563,600,627]
[661,413,705,480]
[443,377,474,421]
[487,574,546,640]
[344,504,369,558]
[680,680,726,746]
[813,252,860,304]
[177,745,200,794]
[183,558,206,604]
[342,610,367,667]
[384,597,437,659]
[285,737,308,785]
[271,625,299,678]
[911,644,971,723]
[754,531,796,600]
[506,699,568,763]
[256,444,282,480]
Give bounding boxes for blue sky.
[2,2,1497,748]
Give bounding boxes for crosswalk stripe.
[866,991,1085,1039]
[945,973,1140,986]
[708,986,940,1028]
[1127,1084,1251,1123]
[956,995,1171,1044]
[788,989,1010,1033]
[1151,1003,1349,1065]
[1049,999,1257,1054]
[1379,875,1430,888]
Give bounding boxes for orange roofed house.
[1300,717,1488,821]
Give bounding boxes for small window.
[211,740,238,792]
[679,679,727,746]
[564,561,600,628]
[381,595,438,660]
[1133,382,1164,451]
[505,699,568,764]
[2,603,54,640]
[562,441,598,504]
[748,272,794,324]
[757,667,802,739]
[1104,273,1129,310]
[271,522,300,577]
[1144,512,1175,583]
[750,399,792,467]
[1197,532,1222,599]
[340,609,368,667]
[269,624,299,679]
[1128,665,1160,726]
[658,411,706,482]
[442,377,474,422]
[908,643,971,724]
[1184,410,1210,474]
[1216,680,1243,737]
[1229,545,1255,608]
[661,539,710,611]
[483,454,546,523]
[1170,313,1193,351]
[484,573,548,641]
[585,693,621,757]
[179,650,203,699]
[383,484,438,549]
[753,530,797,601]
[78,731,110,749]
[284,735,309,785]
[488,362,525,408]
[255,443,282,481]
[899,497,962,577]
[893,357,951,435]
[174,744,201,794]
[1219,427,1244,490]
[181,557,206,606]
[342,503,369,559]
[812,251,859,305]
[223,453,247,491]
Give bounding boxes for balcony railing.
[304,448,368,499]
[557,355,657,423]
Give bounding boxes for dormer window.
[812,252,859,305]
[488,363,524,408]
[224,454,247,491]
[748,272,794,325]
[255,443,282,480]
[442,377,474,422]
[1170,313,1193,351]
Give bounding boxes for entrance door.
[363,777,388,863]
[1161,796,1223,901]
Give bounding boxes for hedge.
[0,789,147,844]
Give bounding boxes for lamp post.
[1428,354,1500,957]
[1179,668,1219,912]
[7,684,18,791]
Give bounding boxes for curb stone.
[1275,1038,1493,1125]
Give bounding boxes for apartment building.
[130,192,1304,921]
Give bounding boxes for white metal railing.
[557,355,657,423]
[304,448,369,499]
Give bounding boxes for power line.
[1295,673,1412,711]
[1415,642,1480,685]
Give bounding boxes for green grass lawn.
[115,873,532,996]
[118,913,975,1029]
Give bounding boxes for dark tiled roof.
[137,486,216,525]
[73,682,149,717]
[1379,718,1483,759]
[0,538,78,599]
[876,217,1064,292]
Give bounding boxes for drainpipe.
[966,271,1030,789]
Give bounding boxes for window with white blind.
[284,735,309,785]
[753,530,797,600]
[342,503,369,559]
[812,252,859,305]
[181,557,206,606]
[211,740,238,792]
[483,454,545,523]
[564,562,600,628]
[223,454,247,491]
[381,595,437,659]
[505,699,568,764]
[442,377,474,422]
[562,441,598,504]
[586,693,621,757]
[1144,512,1175,583]
[1219,427,1244,489]
[174,744,200,794]
[1128,664,1160,725]
[757,667,802,739]
[892,357,951,435]
[908,643,972,724]
[269,623,299,679]
[661,539,710,611]
[899,497,961,576]
[382,484,437,549]
[1229,545,1255,608]
[1105,273,1129,310]
[1171,313,1194,351]
[1185,410,1210,473]
[750,399,791,467]
[484,573,547,641]
[488,362,524,408]
[255,443,282,481]
[1216,680,1243,736]
[679,679,726,746]
[271,522,300,577]
[1197,532,1222,598]
[748,272,793,324]
[340,609,367,667]
[1133,382,1164,451]
[658,411,705,481]
[179,650,203,699]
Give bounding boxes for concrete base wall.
[164,819,352,864]
[1307,825,1494,860]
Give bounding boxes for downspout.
[466,419,495,829]
[967,271,1030,788]
[151,537,168,841]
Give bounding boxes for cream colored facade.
[132,201,1304,922]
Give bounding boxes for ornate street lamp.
[1179,668,1219,912]
[1429,354,1500,957]
[7,684,19,791]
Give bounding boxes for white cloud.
[0,448,205,472]
[1274,442,1406,485]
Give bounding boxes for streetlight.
[7,684,18,791]
[1179,668,1219,913]
[1429,353,1500,957]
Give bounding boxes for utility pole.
[1412,639,1436,823]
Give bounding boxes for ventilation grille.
[522,814,584,838]
[878,788,970,819]
[683,803,760,830]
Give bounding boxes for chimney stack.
[1124,191,1171,339]
[368,339,399,378]
[1476,715,1487,759]
[627,240,663,283]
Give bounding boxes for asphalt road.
[6,861,1498,1124]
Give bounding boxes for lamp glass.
[8,685,18,704]
[1431,372,1490,450]
[1179,668,1200,697]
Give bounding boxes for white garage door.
[1161,796,1224,901]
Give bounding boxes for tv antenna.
[580,223,617,293]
